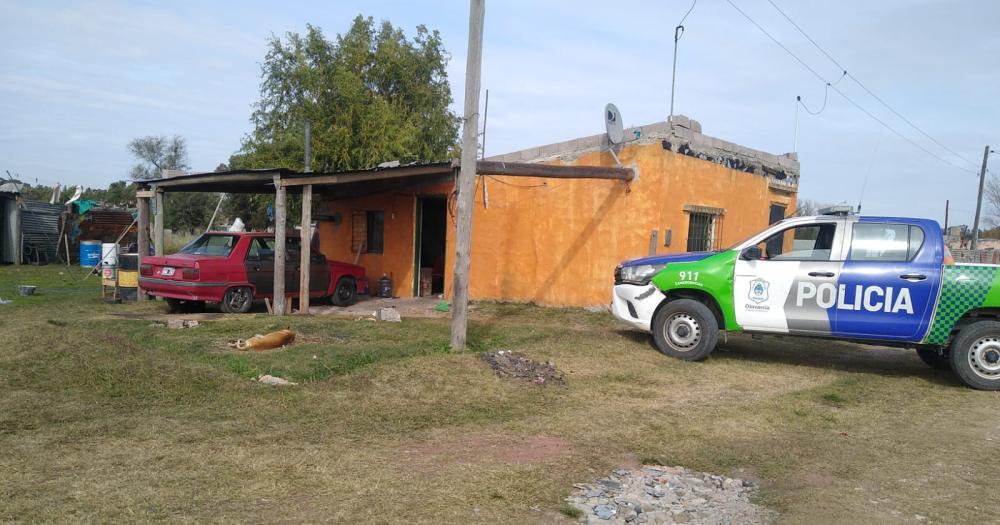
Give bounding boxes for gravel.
[565,465,773,524]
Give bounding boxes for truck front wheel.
[949,321,1000,390]
[651,299,719,361]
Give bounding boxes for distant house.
[316,116,799,306]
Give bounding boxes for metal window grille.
[687,212,718,251]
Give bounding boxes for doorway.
[414,196,447,297]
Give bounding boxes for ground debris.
[254,374,298,386]
[167,319,199,329]
[565,465,773,524]
[481,350,565,386]
[375,306,402,322]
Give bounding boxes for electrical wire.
[678,0,698,29]
[764,0,981,170]
[798,71,846,115]
[722,0,977,176]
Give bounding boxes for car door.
[832,220,941,341]
[309,250,331,295]
[284,238,301,295]
[734,220,845,334]
[244,237,274,297]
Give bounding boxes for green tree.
[128,135,189,180]
[231,16,459,173]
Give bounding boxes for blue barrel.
[79,240,101,268]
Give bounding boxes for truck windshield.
[178,234,238,256]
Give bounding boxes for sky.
[0,0,997,226]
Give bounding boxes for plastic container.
[100,243,118,267]
[79,241,101,268]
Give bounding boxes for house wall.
[317,140,796,306]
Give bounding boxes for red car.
[139,232,368,313]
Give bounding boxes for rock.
[594,504,616,520]
[376,306,401,322]
[167,319,199,329]
[566,465,774,524]
[255,374,298,386]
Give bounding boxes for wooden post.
[273,174,287,316]
[136,190,151,299]
[450,0,486,351]
[12,196,21,265]
[299,120,312,313]
[153,188,164,256]
[972,145,990,250]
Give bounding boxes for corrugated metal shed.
[21,200,63,263]
[1,193,18,264]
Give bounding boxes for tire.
[165,298,183,313]
[915,345,950,370]
[651,299,719,361]
[331,277,357,307]
[220,286,253,314]
[948,321,1000,390]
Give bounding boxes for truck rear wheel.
[651,299,719,361]
[915,345,950,370]
[949,321,1000,390]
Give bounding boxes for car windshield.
[178,234,238,257]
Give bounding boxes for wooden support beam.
[137,194,151,299]
[450,0,485,351]
[153,188,164,256]
[476,161,634,181]
[299,184,312,313]
[273,175,287,316]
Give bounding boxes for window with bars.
[351,210,385,254]
[686,212,719,252]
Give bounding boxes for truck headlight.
[617,263,666,285]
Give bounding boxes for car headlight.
[617,263,666,285]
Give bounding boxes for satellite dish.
[605,103,624,144]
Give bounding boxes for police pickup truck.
[612,208,1000,390]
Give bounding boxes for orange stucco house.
[316,117,799,307]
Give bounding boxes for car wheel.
[331,277,357,307]
[949,321,1000,390]
[220,286,253,314]
[651,299,719,361]
[915,345,950,370]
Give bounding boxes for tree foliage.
[232,17,459,174]
[128,135,189,180]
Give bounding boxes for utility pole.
[450,0,485,351]
[299,120,312,314]
[971,145,990,250]
[944,199,949,231]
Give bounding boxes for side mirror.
[740,246,762,261]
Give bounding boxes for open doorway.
[414,196,447,297]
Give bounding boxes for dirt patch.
[402,433,568,465]
[481,350,566,385]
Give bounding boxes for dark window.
[178,234,238,257]
[351,210,385,254]
[849,224,925,262]
[366,211,384,254]
[246,237,275,260]
[687,212,717,251]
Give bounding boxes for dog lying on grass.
[228,328,295,351]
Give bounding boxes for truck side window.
[755,223,836,261]
[849,224,923,262]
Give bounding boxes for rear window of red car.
[178,234,239,257]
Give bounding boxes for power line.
[722,0,977,175]
[764,0,981,170]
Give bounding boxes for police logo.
[748,278,769,304]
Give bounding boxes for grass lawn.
[1,265,998,524]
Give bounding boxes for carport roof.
[144,162,456,195]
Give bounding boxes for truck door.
[832,220,941,341]
[734,220,845,334]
